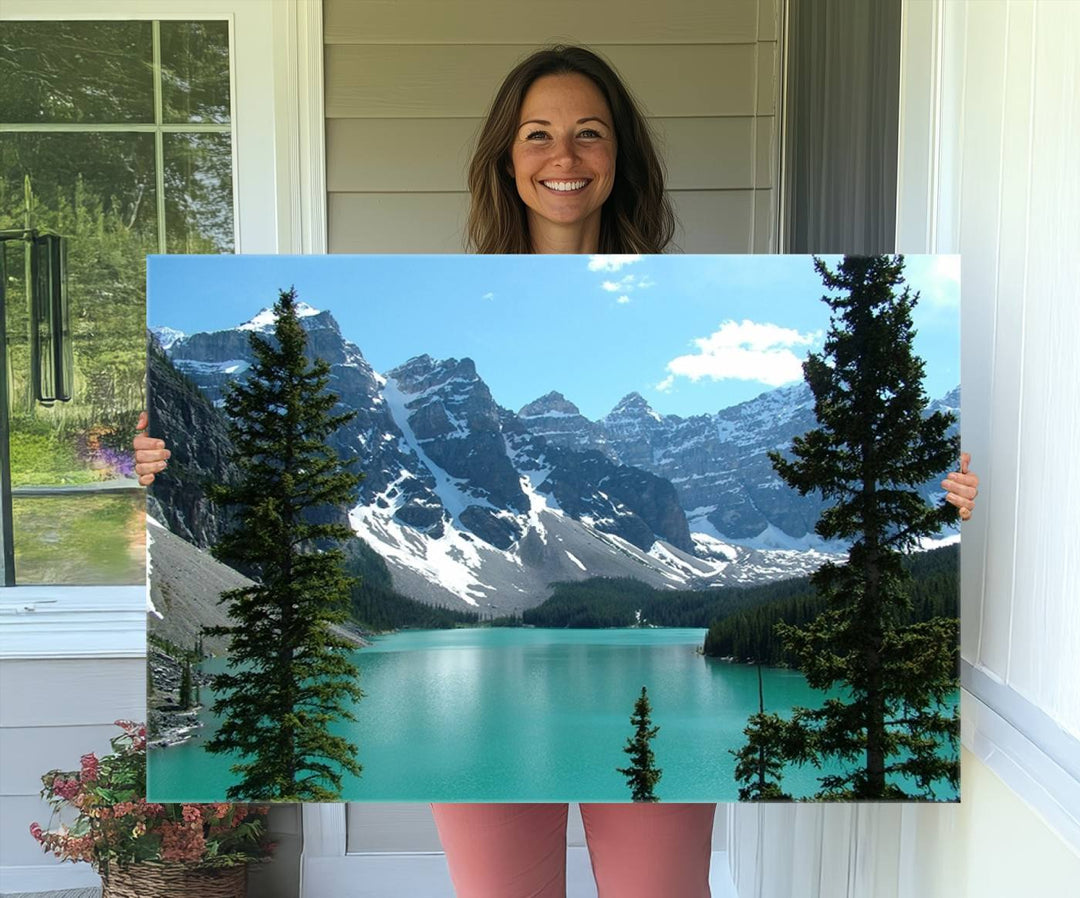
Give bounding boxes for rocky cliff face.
[150,302,959,609]
[146,335,238,548]
[518,391,615,458]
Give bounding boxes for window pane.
[2,131,150,585]
[0,132,159,242]
[160,20,232,124]
[164,133,234,253]
[12,493,145,585]
[0,21,154,124]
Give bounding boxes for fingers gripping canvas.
[145,252,962,803]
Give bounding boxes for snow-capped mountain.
[149,325,186,351]
[151,307,959,611]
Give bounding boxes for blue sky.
[148,254,960,421]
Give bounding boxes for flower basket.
[31,721,273,890]
[101,861,247,898]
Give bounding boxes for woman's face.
[509,73,617,244]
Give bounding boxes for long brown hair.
[466,46,675,254]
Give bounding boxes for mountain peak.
[519,391,583,419]
[608,392,661,422]
[388,355,480,395]
[238,301,325,333]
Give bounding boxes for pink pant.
[431,803,716,898]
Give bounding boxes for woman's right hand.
[134,411,170,486]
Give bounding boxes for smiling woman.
[509,73,617,252]
[466,45,674,255]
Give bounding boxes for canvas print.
[145,253,961,803]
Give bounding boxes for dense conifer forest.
[513,543,957,665]
[704,543,958,664]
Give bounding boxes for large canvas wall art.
[144,252,962,803]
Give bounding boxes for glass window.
[0,19,234,585]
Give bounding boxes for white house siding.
[0,657,145,889]
[323,0,781,253]
[728,1,1080,895]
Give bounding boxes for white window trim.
[0,0,327,660]
[1,0,327,255]
[0,586,146,658]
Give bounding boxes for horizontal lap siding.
[0,657,145,868]
[324,0,761,45]
[325,0,780,253]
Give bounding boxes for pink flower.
[80,753,100,782]
[52,777,80,801]
[181,805,202,824]
[29,822,43,842]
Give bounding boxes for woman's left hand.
[942,452,979,521]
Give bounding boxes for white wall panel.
[958,0,1012,679]
[728,2,1080,896]
[1004,0,1080,728]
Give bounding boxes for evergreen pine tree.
[731,665,792,800]
[179,660,193,711]
[204,287,364,801]
[617,685,662,802]
[739,255,960,800]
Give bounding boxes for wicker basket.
[101,862,247,898]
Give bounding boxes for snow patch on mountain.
[239,301,322,332]
[383,376,495,520]
[150,326,186,350]
[174,358,251,377]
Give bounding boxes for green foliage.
[731,712,796,801]
[31,720,273,873]
[734,255,961,801]
[204,289,364,802]
[179,661,193,711]
[616,686,662,802]
[523,575,815,629]
[704,544,957,664]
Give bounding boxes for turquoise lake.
[147,627,958,802]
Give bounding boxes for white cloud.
[616,295,631,304]
[602,274,637,293]
[637,276,656,289]
[662,319,821,388]
[482,292,495,300]
[588,254,642,272]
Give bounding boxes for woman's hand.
[133,411,170,486]
[942,452,979,521]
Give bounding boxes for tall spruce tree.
[204,288,363,801]
[730,665,792,801]
[736,255,960,800]
[617,685,662,802]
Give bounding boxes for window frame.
[1,0,327,255]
